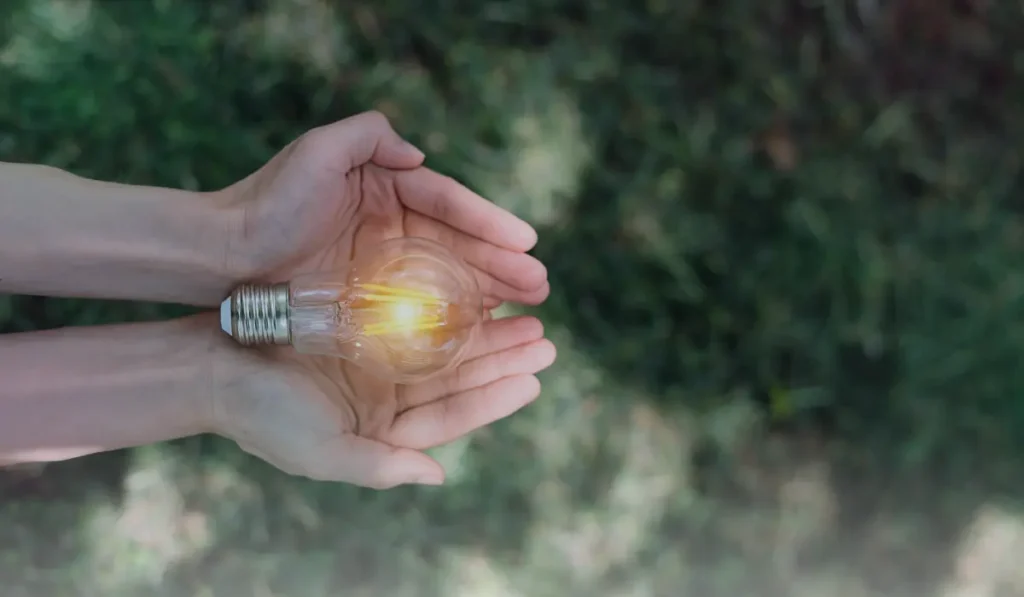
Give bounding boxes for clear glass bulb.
[220,237,484,384]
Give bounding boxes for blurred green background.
[3,0,1024,595]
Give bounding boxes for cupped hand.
[209,111,555,488]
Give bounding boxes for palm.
[224,151,553,484]
[261,164,408,445]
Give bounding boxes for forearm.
[0,162,239,306]
[0,313,230,465]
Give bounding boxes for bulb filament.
[352,283,449,337]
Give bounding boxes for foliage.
[3,0,1024,595]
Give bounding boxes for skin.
[0,111,556,489]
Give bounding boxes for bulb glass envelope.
[287,237,484,383]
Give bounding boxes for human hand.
[218,110,549,310]
[207,111,554,488]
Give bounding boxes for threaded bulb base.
[221,283,291,346]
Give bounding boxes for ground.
[3,1,1024,595]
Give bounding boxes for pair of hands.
[204,112,555,489]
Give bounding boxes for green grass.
[3,0,1024,595]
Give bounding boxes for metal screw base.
[221,283,292,346]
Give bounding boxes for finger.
[398,316,547,408]
[398,315,542,409]
[479,279,550,307]
[303,111,424,173]
[395,168,537,252]
[463,315,545,360]
[311,434,445,489]
[404,212,548,292]
[402,211,550,304]
[388,375,542,450]
[401,339,556,408]
[484,296,502,309]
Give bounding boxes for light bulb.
[219,237,484,383]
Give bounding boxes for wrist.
[171,311,252,436]
[205,186,258,287]
[190,189,251,301]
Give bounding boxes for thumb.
[306,110,425,173]
[325,434,445,489]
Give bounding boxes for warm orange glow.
[355,283,448,337]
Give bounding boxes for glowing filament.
[355,283,448,337]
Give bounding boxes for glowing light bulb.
[220,237,484,383]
